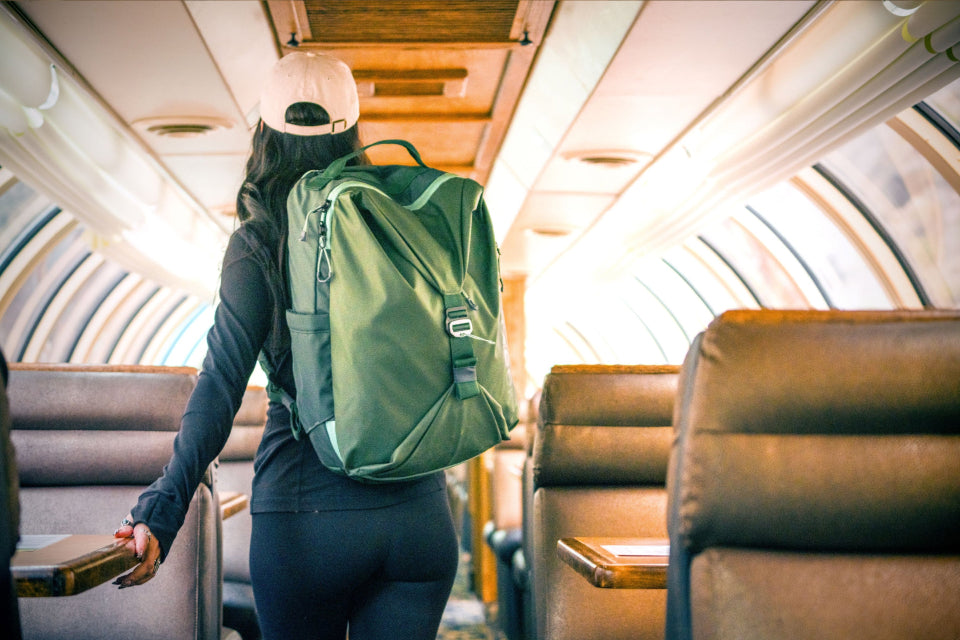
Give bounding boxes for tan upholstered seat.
[492,423,526,534]
[218,386,267,640]
[531,364,678,640]
[0,353,21,639]
[8,364,232,640]
[665,310,960,640]
[485,414,529,640]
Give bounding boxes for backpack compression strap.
[444,293,479,400]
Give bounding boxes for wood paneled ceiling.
[266,0,554,183]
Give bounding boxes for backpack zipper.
[316,200,332,283]
[299,201,333,283]
[303,174,460,283]
[306,181,391,285]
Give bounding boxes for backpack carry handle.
[322,139,428,180]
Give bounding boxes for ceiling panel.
[361,121,488,168]
[499,0,818,280]
[15,0,267,218]
[271,0,555,182]
[535,152,650,195]
[325,48,508,117]
[303,0,519,44]
[20,2,245,128]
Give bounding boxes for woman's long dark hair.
[237,102,368,259]
[235,102,368,349]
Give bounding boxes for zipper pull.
[300,202,330,242]
[316,202,333,283]
[316,240,332,283]
[464,293,479,310]
[318,202,330,253]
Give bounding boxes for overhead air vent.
[563,149,651,168]
[133,116,233,139]
[527,226,575,238]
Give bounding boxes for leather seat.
[8,364,236,640]
[530,365,678,640]
[666,309,960,640]
[0,351,21,640]
[485,420,528,640]
[218,386,267,640]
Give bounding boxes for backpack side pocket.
[285,310,335,437]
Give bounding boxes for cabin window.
[819,100,960,308]
[634,260,714,346]
[153,304,214,368]
[664,241,758,313]
[745,183,892,310]
[924,81,960,135]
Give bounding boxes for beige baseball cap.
[259,52,360,136]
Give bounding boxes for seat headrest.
[233,386,268,427]
[8,365,199,485]
[219,386,267,462]
[678,310,960,436]
[673,310,960,553]
[220,426,263,462]
[539,365,679,427]
[7,364,197,431]
[535,365,678,486]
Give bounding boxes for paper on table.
[602,544,670,557]
[16,534,70,552]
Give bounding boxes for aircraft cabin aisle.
[1,2,959,640]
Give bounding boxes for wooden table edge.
[14,536,138,597]
[557,537,668,589]
[219,491,249,520]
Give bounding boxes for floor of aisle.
[436,553,505,640]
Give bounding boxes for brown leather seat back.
[533,364,678,640]
[218,385,267,640]
[8,364,224,640]
[218,386,265,584]
[666,310,960,640]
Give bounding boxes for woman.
[113,52,460,640]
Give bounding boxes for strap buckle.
[445,306,473,338]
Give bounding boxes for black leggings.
[249,489,459,640]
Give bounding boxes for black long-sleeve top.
[130,226,444,559]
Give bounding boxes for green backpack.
[268,139,519,482]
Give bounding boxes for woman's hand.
[112,513,162,589]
